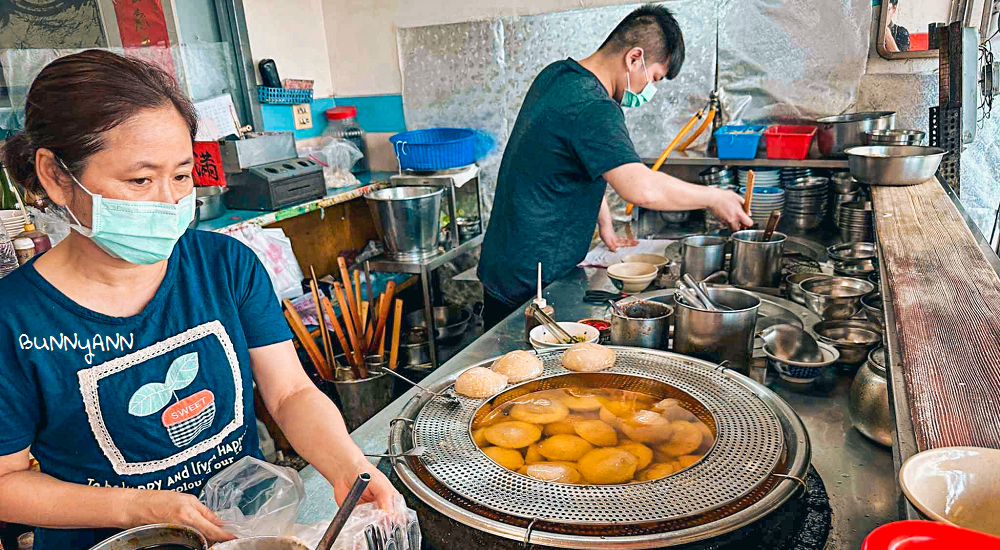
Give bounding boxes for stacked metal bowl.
[780,167,813,186]
[838,201,875,241]
[698,166,736,189]
[783,177,830,229]
[832,176,862,223]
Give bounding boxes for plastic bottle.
[15,223,51,255]
[324,106,369,173]
[524,263,555,346]
[14,238,35,265]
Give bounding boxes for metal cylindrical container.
[673,287,760,372]
[89,524,207,550]
[331,369,394,431]
[366,186,444,261]
[609,299,673,350]
[730,230,787,287]
[850,347,892,446]
[680,235,727,282]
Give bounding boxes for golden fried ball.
[670,460,684,472]
[472,427,489,447]
[692,421,714,453]
[491,350,544,383]
[559,388,605,412]
[482,446,524,470]
[577,448,638,485]
[677,455,703,469]
[618,442,654,470]
[573,419,618,447]
[524,443,544,464]
[561,342,616,372]
[516,462,582,483]
[455,367,508,398]
[543,414,583,436]
[621,410,674,444]
[509,398,570,424]
[598,400,641,430]
[656,420,703,457]
[484,421,542,449]
[655,398,698,422]
[636,462,675,481]
[537,434,594,461]
[471,405,506,430]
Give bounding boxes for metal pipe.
[316,473,371,550]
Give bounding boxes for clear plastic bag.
[291,493,421,550]
[199,456,305,540]
[300,138,363,189]
[227,225,304,301]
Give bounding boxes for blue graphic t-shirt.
[0,229,292,549]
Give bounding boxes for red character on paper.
[192,141,227,187]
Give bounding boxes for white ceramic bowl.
[900,446,1000,536]
[619,254,669,270]
[529,322,600,350]
[607,262,658,292]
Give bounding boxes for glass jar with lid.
[324,106,369,173]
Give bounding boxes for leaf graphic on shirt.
[165,352,199,392]
[128,382,174,417]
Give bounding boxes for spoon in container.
[683,274,720,312]
[759,324,824,363]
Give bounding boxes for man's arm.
[604,163,752,230]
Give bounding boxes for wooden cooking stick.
[389,299,403,371]
[371,280,396,356]
[334,282,366,378]
[337,257,363,340]
[322,295,361,379]
[282,300,333,381]
[354,270,362,315]
[308,267,334,369]
[743,170,755,217]
[363,296,379,353]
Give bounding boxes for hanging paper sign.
[192,141,227,188]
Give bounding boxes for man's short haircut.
[599,4,685,80]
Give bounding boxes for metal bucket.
[673,287,761,373]
[211,536,310,549]
[365,186,444,261]
[730,230,787,288]
[680,235,727,282]
[609,299,673,350]
[331,368,394,431]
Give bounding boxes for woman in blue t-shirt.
[0,50,399,549]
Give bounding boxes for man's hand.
[708,188,754,231]
[600,223,638,252]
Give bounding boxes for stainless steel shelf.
[643,152,850,169]
[368,234,484,274]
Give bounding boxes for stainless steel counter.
[346,267,897,549]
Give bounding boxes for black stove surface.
[389,463,831,550]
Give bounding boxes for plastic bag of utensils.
[295,493,421,550]
[300,138,362,189]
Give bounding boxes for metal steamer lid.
[409,349,785,526]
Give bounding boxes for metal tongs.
[530,303,575,344]
[675,274,732,312]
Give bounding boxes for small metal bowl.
[861,292,885,330]
[833,259,877,278]
[865,129,926,146]
[801,276,876,320]
[785,273,833,305]
[813,319,882,365]
[828,242,877,262]
[764,341,840,383]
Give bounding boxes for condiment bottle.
[524,262,555,346]
[15,223,51,254]
[14,238,35,265]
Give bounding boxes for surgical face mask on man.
[621,54,657,108]
[57,156,195,265]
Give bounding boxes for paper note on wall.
[194,94,240,141]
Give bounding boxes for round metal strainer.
[411,348,784,525]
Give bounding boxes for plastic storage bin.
[764,125,818,160]
[389,128,475,171]
[713,125,766,160]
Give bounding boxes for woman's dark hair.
[599,4,686,80]
[2,49,198,196]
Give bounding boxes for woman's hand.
[332,458,400,515]
[122,489,234,543]
[708,189,754,231]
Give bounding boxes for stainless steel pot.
[673,287,761,372]
[861,292,885,331]
[730,230,787,288]
[609,298,673,349]
[405,305,474,342]
[196,186,228,220]
[785,273,832,305]
[812,319,882,365]
[850,347,892,446]
[845,145,946,186]
[865,129,926,146]
[800,276,875,320]
[89,524,207,550]
[816,111,896,158]
[679,235,726,281]
[366,186,445,261]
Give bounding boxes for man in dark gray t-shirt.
[479,5,752,328]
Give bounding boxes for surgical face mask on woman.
[57,157,195,265]
[621,54,657,108]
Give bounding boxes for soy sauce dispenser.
[524,262,554,346]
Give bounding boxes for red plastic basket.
[862,520,1000,549]
[764,125,817,160]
